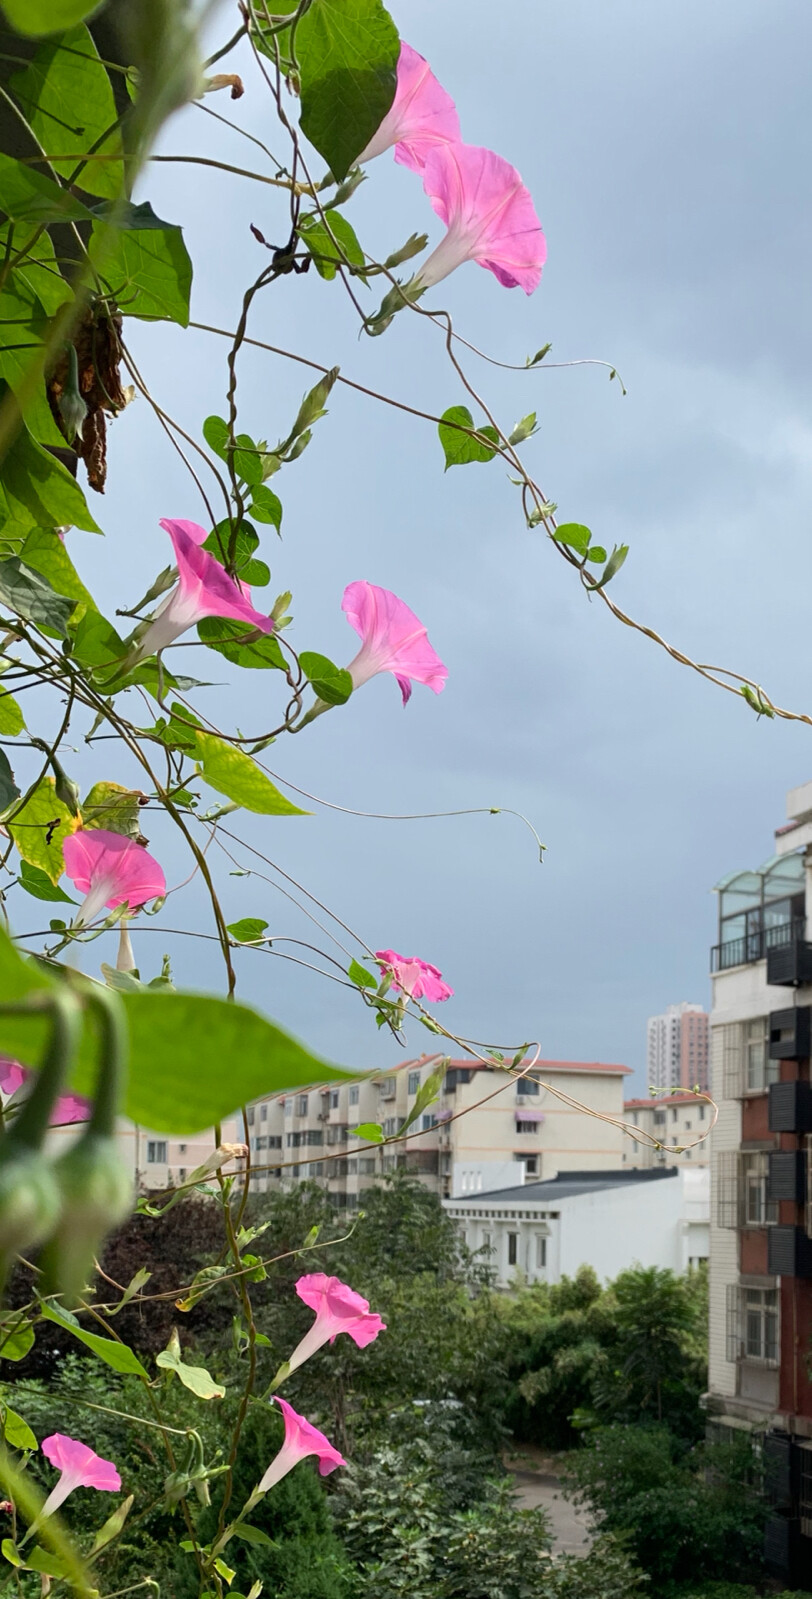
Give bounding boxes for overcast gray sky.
[52,0,812,1092]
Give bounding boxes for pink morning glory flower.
[40,1434,121,1519]
[257,1398,345,1494]
[0,1058,90,1125]
[414,142,546,294]
[62,829,166,929]
[358,41,460,172]
[342,581,447,706]
[132,519,273,661]
[286,1273,386,1374]
[375,950,454,1002]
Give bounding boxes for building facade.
[647,1002,709,1094]
[623,1093,712,1168]
[707,780,812,1585]
[241,1055,631,1205]
[445,1165,709,1287]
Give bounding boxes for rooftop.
[624,1094,707,1110]
[448,1166,678,1206]
[404,1055,632,1077]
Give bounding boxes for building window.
[482,1230,491,1252]
[715,1150,739,1228]
[346,1158,358,1175]
[296,1094,308,1115]
[247,1107,255,1126]
[720,1019,777,1097]
[515,1120,539,1134]
[507,1232,518,1267]
[742,1152,778,1227]
[672,1108,678,1123]
[330,1090,340,1109]
[524,1156,539,1176]
[260,1104,267,1121]
[349,1085,360,1106]
[516,1078,539,1096]
[269,1136,282,1149]
[284,1100,292,1117]
[725,1283,779,1365]
[699,1105,706,1121]
[422,1113,437,1131]
[147,1140,167,1164]
[359,1156,377,1174]
[745,1018,774,1093]
[407,1071,421,1096]
[307,1130,323,1147]
[535,1234,546,1269]
[254,1136,268,1151]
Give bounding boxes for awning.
[515,1111,544,1124]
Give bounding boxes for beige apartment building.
[622,1093,712,1168]
[243,1054,631,1205]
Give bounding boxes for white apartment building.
[446,1165,709,1288]
[647,1002,709,1093]
[242,1054,631,1206]
[707,780,812,1587]
[623,1092,712,1168]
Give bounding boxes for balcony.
[711,917,807,974]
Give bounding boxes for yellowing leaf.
[5,776,80,880]
[195,732,307,816]
[82,781,142,837]
[156,1334,226,1400]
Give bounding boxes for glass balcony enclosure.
[712,851,805,972]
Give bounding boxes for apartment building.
[707,780,812,1586]
[623,1093,711,1168]
[647,1002,710,1093]
[243,1054,631,1205]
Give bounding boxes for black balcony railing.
[711,917,806,973]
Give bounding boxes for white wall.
[451,1160,523,1197]
[447,1171,708,1289]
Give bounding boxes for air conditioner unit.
[767,1225,812,1279]
[768,1080,812,1134]
[763,1433,800,1510]
[767,1150,806,1205]
[764,1514,806,1582]
[767,940,812,987]
[769,1007,812,1060]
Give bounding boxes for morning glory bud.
[57,345,87,444]
[0,991,81,1285]
[39,985,132,1307]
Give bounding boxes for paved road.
[508,1466,593,1557]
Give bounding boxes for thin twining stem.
[250,759,546,860]
[205,823,370,963]
[187,321,810,728]
[150,153,316,194]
